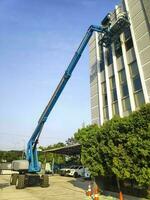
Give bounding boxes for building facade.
[89,0,150,125]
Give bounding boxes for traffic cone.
[93,186,99,200]
[119,191,124,200]
[86,183,92,197]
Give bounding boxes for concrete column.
[120,33,136,111]
[124,0,149,103]
[95,32,104,125]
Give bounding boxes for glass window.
[119,69,129,98]
[124,27,132,41]
[112,102,119,116]
[110,76,118,102]
[133,76,142,91]
[102,82,108,107]
[119,69,127,84]
[134,90,145,107]
[110,76,119,116]
[129,61,145,107]
[125,38,133,51]
[119,69,131,112]
[103,94,108,106]
[121,83,129,97]
[130,61,142,92]
[106,47,113,66]
[122,97,131,112]
[102,81,108,121]
[130,61,139,77]
[102,82,107,93]
[124,27,133,51]
[111,89,117,102]
[110,76,116,89]
[99,47,104,72]
[100,61,104,72]
[114,38,122,58]
[103,106,109,120]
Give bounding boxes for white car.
[67,166,85,178]
[84,168,91,179]
[60,166,76,176]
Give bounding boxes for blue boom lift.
[10,10,129,189]
[26,25,104,174]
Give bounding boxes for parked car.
[67,166,85,178]
[59,165,76,176]
[84,168,91,179]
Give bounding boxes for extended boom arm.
[27,25,105,172]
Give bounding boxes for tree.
[0,151,22,162]
[75,104,150,187]
[65,137,77,146]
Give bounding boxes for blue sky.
[0,0,119,150]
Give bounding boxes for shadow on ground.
[68,177,92,191]
[0,183,10,189]
[68,177,120,199]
